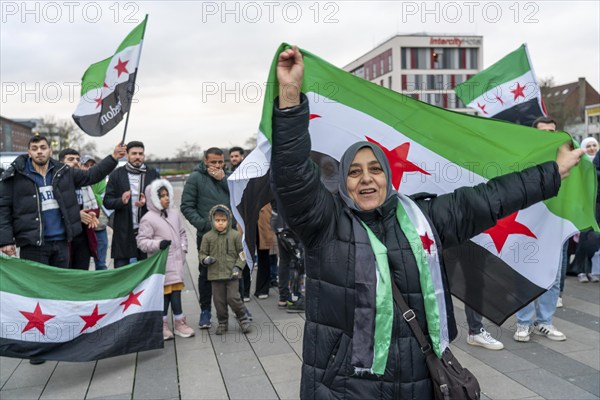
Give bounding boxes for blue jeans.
[94,229,108,270]
[559,242,568,293]
[516,257,562,326]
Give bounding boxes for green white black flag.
[72,17,147,136]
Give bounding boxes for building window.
[380,59,384,75]
[388,76,392,89]
[388,55,392,72]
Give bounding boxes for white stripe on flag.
[73,42,142,117]
[465,71,538,117]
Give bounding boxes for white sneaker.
[588,274,599,283]
[467,328,504,350]
[534,323,566,341]
[556,297,563,308]
[578,273,589,283]
[513,324,533,342]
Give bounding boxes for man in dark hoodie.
[181,147,233,328]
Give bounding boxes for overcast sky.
[1,1,599,157]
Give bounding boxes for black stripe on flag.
[443,241,545,325]
[0,311,163,362]
[236,171,274,263]
[492,98,545,127]
[73,72,136,137]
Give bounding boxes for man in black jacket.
[0,136,124,267]
[103,141,160,268]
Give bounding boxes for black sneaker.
[286,298,305,313]
[29,358,46,365]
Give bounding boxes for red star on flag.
[120,290,144,312]
[366,137,431,189]
[511,82,526,101]
[309,114,321,120]
[477,103,488,115]
[95,97,103,109]
[114,58,129,77]
[20,303,55,335]
[495,96,504,106]
[420,233,435,254]
[103,82,109,88]
[483,212,537,253]
[79,304,107,333]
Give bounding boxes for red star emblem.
[309,114,321,120]
[120,290,144,312]
[114,58,129,77]
[95,97,103,109]
[79,304,107,333]
[103,82,109,88]
[477,103,488,115]
[366,137,430,189]
[20,303,55,335]
[483,212,537,253]
[420,233,435,254]
[495,96,504,106]
[511,82,526,101]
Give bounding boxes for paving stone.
[476,372,537,400]
[453,339,538,374]
[0,357,22,388]
[85,353,135,399]
[506,369,598,399]
[217,350,264,380]
[39,361,95,399]
[225,374,278,400]
[566,373,600,398]
[260,353,302,384]
[514,343,598,379]
[133,346,179,400]
[178,347,227,400]
[566,350,600,370]
[1,360,57,390]
[272,380,301,400]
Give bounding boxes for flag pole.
[121,14,149,145]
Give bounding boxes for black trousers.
[254,249,271,296]
[198,265,213,312]
[70,232,91,270]
[20,240,69,268]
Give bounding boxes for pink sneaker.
[163,321,174,341]
[174,317,195,338]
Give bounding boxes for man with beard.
[104,141,159,268]
[228,146,244,172]
[58,148,100,271]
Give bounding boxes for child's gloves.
[159,240,172,250]
[202,256,216,266]
[230,266,242,279]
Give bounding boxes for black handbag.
[390,281,481,400]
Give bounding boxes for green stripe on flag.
[79,56,111,95]
[455,44,531,104]
[78,17,146,94]
[260,43,597,232]
[0,249,167,301]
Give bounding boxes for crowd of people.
[0,47,598,397]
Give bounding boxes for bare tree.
[244,134,257,150]
[174,141,203,160]
[36,117,97,155]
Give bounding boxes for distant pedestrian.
[137,179,194,339]
[81,155,109,271]
[199,204,250,335]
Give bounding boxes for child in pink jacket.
[137,179,194,340]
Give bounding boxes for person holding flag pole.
[270,45,584,400]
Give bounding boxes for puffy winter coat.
[0,154,117,247]
[136,179,188,286]
[271,96,561,400]
[181,162,233,248]
[103,166,160,259]
[199,205,245,281]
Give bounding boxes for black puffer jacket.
[0,154,117,247]
[271,96,561,400]
[103,166,160,259]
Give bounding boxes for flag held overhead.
[72,16,147,137]
[228,43,597,326]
